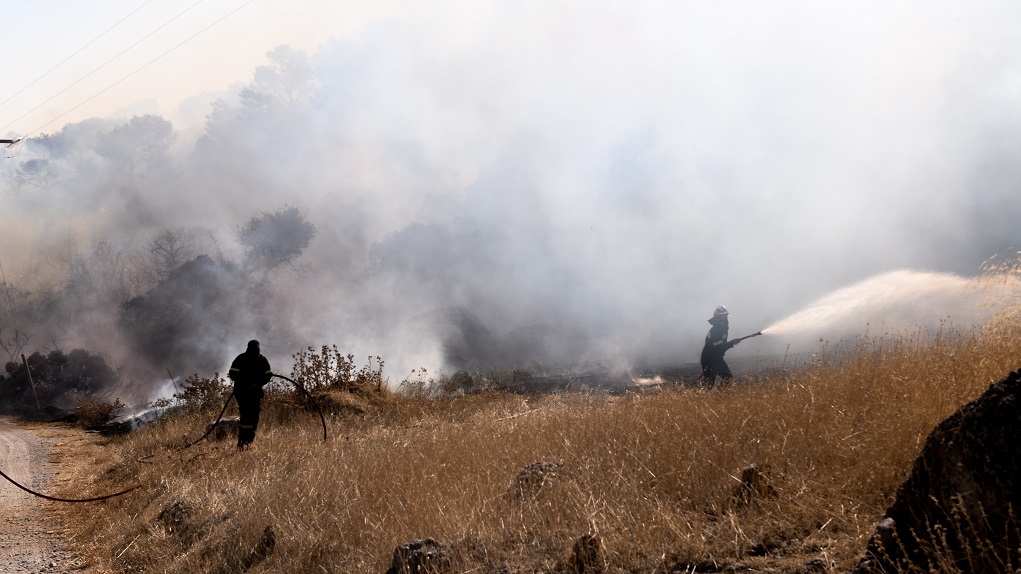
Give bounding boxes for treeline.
[0,348,117,412]
[0,48,335,395]
[0,206,316,407]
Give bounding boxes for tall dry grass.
[52,320,1021,573]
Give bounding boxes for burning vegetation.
[45,302,1021,572]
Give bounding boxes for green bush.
[174,373,231,414]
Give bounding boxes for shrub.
[174,373,230,414]
[0,348,119,410]
[291,345,384,392]
[74,397,125,428]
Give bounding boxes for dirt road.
[0,417,82,573]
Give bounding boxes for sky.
[2,0,401,136]
[2,1,1021,390]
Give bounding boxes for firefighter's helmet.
[713,305,729,317]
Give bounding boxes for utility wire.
[20,0,259,139]
[0,0,209,135]
[0,0,155,111]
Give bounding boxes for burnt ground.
[477,355,786,396]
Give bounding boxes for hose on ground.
[0,464,139,503]
[271,373,328,442]
[0,374,325,503]
[176,389,236,450]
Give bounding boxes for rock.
[385,538,451,574]
[804,557,830,572]
[240,525,276,571]
[851,370,1021,573]
[572,534,603,573]
[732,463,777,506]
[449,371,476,394]
[157,500,193,534]
[509,461,563,499]
[207,416,240,441]
[155,499,209,549]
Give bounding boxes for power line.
[0,0,209,135]
[0,0,155,111]
[22,0,259,138]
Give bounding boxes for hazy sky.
[2,0,401,135]
[3,1,1021,383]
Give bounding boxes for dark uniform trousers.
[235,387,263,448]
[229,349,272,450]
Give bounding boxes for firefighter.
[228,340,273,450]
[700,306,740,386]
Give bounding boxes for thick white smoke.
[2,2,1021,393]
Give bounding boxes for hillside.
[53,322,1021,573]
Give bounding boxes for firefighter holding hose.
[700,306,738,386]
[228,340,273,450]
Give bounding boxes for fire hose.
[0,468,139,503]
[270,373,329,442]
[0,373,327,503]
[180,373,327,448]
[176,389,237,450]
[730,331,763,344]
[696,330,764,384]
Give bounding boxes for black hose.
[0,467,139,503]
[176,389,235,450]
[0,393,231,502]
[271,373,328,442]
[0,374,326,503]
[175,372,327,450]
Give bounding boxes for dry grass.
[51,320,1021,573]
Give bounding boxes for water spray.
[759,270,1014,341]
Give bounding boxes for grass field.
[51,317,1021,573]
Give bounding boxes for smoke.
[2,2,1021,395]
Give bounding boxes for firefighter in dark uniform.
[700,306,740,386]
[228,340,273,450]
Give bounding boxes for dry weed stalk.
[291,345,385,392]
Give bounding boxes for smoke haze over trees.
[2,2,1021,400]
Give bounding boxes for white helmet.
[713,305,729,317]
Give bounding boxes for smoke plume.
[2,2,1021,398]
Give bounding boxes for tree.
[119,255,259,376]
[191,46,318,187]
[66,240,135,309]
[246,45,319,108]
[239,206,316,279]
[147,228,194,281]
[0,348,119,409]
[97,114,175,184]
[14,158,53,192]
[0,281,34,362]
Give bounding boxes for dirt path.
[0,417,84,573]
